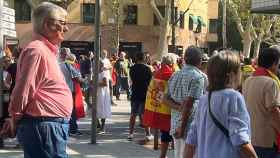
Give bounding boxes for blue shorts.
[161,130,173,143]
[131,101,145,115]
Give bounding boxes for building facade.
[6,0,218,57]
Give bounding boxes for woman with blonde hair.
[184,51,257,158]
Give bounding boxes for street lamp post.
[222,0,227,48]
[91,0,101,144]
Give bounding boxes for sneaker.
[111,102,118,106]
[69,131,83,137]
[98,128,106,134]
[127,134,133,141]
[145,135,154,141]
[116,96,120,100]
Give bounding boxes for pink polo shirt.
[9,34,73,119]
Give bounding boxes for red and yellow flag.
[143,65,174,132]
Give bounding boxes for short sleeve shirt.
[167,65,205,135]
[243,76,280,147]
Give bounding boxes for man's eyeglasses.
[48,18,67,26]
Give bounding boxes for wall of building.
[12,0,218,57]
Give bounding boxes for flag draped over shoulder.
[73,63,85,119]
[143,65,174,132]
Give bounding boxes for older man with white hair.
[59,47,84,136]
[1,2,72,158]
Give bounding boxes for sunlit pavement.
[0,95,174,158]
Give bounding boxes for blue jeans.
[17,116,69,158]
[254,146,280,158]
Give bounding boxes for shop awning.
[197,16,206,27]
[189,14,198,24]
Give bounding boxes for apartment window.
[154,6,165,25]
[154,6,178,26]
[189,15,194,30]
[82,3,95,23]
[171,7,178,25]
[15,0,31,21]
[179,11,185,29]
[209,19,218,33]
[124,5,137,25]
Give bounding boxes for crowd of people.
[0,2,279,158]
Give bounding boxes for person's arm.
[239,143,258,158]
[162,94,182,111]
[229,93,257,158]
[68,63,85,84]
[179,77,204,138]
[129,66,135,83]
[263,80,280,132]
[183,144,196,158]
[4,72,12,89]
[99,77,107,87]
[179,96,195,138]
[184,101,200,158]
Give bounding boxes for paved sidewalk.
[0,95,175,158]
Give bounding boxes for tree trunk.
[243,38,252,58]
[253,39,261,58]
[155,22,169,60]
[113,2,120,55]
[150,0,171,60]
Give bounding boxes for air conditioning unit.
[251,0,280,14]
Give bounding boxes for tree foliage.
[228,0,280,58]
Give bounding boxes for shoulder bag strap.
[208,91,230,138]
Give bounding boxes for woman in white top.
[97,62,112,133]
[184,51,257,158]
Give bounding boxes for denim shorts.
[131,101,145,115]
[161,130,173,143]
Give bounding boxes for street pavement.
[0,95,175,158]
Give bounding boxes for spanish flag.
[143,65,174,132]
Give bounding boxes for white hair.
[32,2,67,34]
[161,53,176,65]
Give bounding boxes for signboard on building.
[119,42,143,59]
[251,0,280,13]
[61,41,94,57]
[0,6,16,37]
